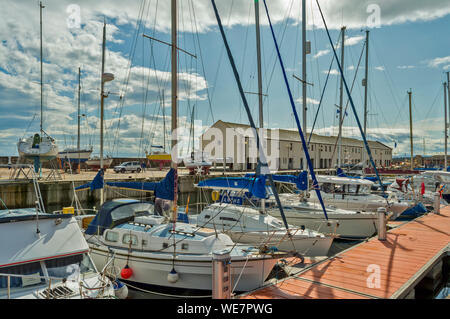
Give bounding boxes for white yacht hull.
[227,231,333,257]
[307,196,410,219]
[58,149,93,162]
[88,244,278,293]
[268,208,378,239]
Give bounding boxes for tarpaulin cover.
[106,168,175,201]
[197,176,267,199]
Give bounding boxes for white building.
[201,120,392,171]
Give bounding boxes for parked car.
[114,161,142,173]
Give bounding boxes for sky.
[1,0,450,158]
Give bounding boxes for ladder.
[31,167,46,214]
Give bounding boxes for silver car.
[114,161,142,173]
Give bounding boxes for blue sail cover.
[75,169,104,191]
[85,199,145,235]
[106,168,175,201]
[245,171,308,191]
[197,176,267,199]
[336,168,378,183]
[396,202,427,220]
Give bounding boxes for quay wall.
[0,175,211,211]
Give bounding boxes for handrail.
[0,271,108,299]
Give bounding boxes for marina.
[0,0,449,305]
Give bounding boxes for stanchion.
[377,207,387,241]
[212,249,231,299]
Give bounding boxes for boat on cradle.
[58,146,93,166]
[82,199,285,295]
[188,203,334,257]
[18,133,58,163]
[17,4,58,172]
[183,152,212,175]
[86,155,113,170]
[0,208,115,299]
[145,150,172,171]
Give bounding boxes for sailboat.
[58,68,93,170]
[17,2,58,172]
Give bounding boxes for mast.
[301,0,308,171]
[100,21,106,205]
[362,30,369,174]
[338,26,346,168]
[78,67,81,169]
[190,105,195,157]
[39,2,45,135]
[408,89,413,171]
[171,0,178,222]
[447,72,450,171]
[162,90,166,153]
[255,0,263,130]
[254,0,265,211]
[445,81,448,170]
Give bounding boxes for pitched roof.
[210,120,392,150]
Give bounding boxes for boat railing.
[0,272,77,299]
[51,208,97,216]
[0,271,111,299]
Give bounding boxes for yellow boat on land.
[146,153,172,161]
[145,151,172,170]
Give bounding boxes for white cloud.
[345,35,364,46]
[427,56,450,69]
[374,66,385,71]
[313,49,330,59]
[295,97,320,105]
[323,69,340,75]
[397,65,416,69]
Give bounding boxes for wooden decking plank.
[239,207,450,299]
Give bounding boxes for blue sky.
[1,0,450,158]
